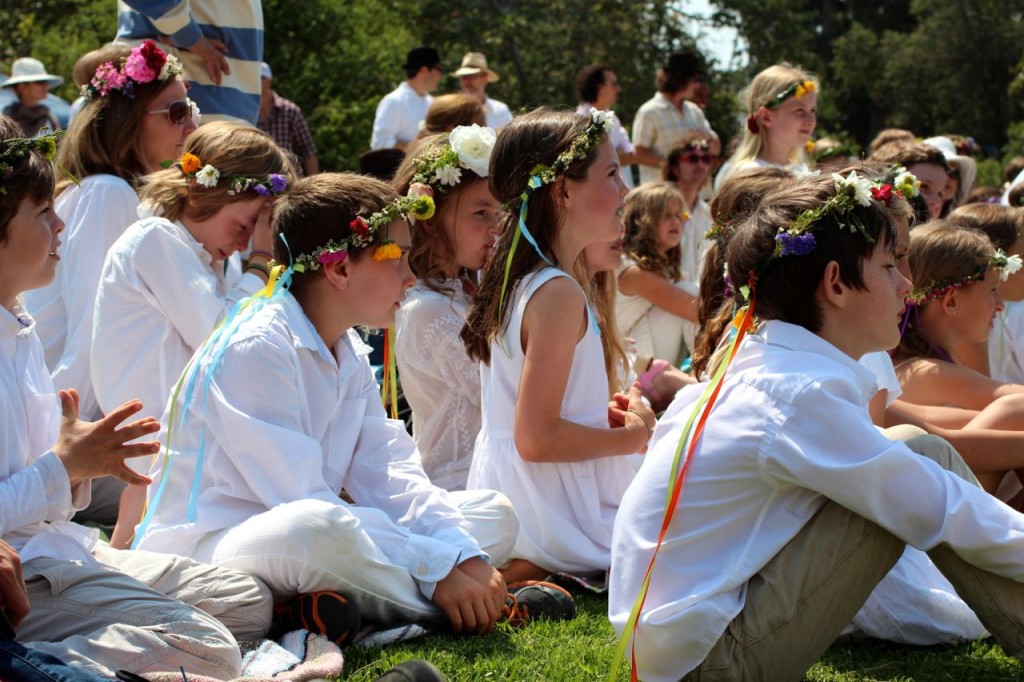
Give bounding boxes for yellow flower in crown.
[373,240,403,262]
[794,80,815,99]
[805,140,816,153]
[682,210,691,222]
[179,152,202,175]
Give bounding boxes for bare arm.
[632,145,663,169]
[618,265,698,321]
[514,277,650,462]
[895,357,1024,411]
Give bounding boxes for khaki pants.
[19,545,272,679]
[685,429,1024,681]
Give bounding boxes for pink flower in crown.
[124,40,167,84]
[91,62,128,96]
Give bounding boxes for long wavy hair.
[461,109,604,364]
[622,182,684,281]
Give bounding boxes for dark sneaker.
[374,659,448,681]
[271,591,360,647]
[504,580,576,626]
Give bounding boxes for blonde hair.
[622,182,685,281]
[138,121,295,222]
[572,256,630,396]
[723,63,816,182]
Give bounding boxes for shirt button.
[417,565,429,576]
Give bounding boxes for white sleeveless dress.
[468,268,642,574]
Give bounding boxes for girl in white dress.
[462,109,656,583]
[616,182,696,366]
[715,63,817,189]
[93,122,293,547]
[393,125,501,491]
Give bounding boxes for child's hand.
[0,539,29,629]
[251,200,275,256]
[52,390,158,488]
[608,392,629,428]
[615,383,656,453]
[432,556,506,635]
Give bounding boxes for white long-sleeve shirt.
[370,82,432,149]
[0,305,96,564]
[23,175,140,420]
[610,320,1024,682]
[91,216,262,434]
[136,292,484,596]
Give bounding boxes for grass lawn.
[342,594,1023,681]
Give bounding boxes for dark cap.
[663,51,703,76]
[402,46,442,72]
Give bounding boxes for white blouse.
[395,280,480,491]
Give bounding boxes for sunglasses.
[145,98,200,126]
[682,153,712,165]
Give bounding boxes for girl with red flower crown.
[715,63,818,189]
[24,41,198,523]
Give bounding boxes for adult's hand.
[191,36,230,85]
[0,539,29,628]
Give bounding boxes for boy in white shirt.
[610,170,1024,681]
[0,119,271,678]
[136,172,522,634]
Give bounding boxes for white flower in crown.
[407,182,434,200]
[159,54,184,81]
[448,124,495,178]
[433,164,462,187]
[195,164,221,188]
[833,170,873,207]
[590,108,614,131]
[996,250,1024,281]
[892,166,921,198]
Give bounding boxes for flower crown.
[410,124,495,193]
[164,153,288,197]
[0,130,76,194]
[771,168,920,259]
[908,249,1023,305]
[525,108,614,192]
[292,195,435,272]
[747,79,816,134]
[82,40,183,100]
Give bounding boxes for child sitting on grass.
[611,171,1024,682]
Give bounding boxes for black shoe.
[504,580,576,626]
[374,659,448,682]
[271,591,360,647]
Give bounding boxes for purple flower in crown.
[317,250,348,266]
[269,174,287,193]
[776,231,816,256]
[254,184,270,197]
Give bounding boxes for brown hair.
[1009,184,1024,209]
[1004,156,1024,185]
[0,116,55,241]
[871,142,950,173]
[965,186,1002,204]
[894,222,994,363]
[419,94,485,138]
[622,182,684,280]
[392,133,489,292]
[869,128,914,157]
[272,172,396,296]
[690,166,792,378]
[462,108,605,364]
[56,44,181,193]
[727,169,902,334]
[948,203,1024,251]
[138,122,294,223]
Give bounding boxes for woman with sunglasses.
[24,41,198,524]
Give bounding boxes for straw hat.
[3,57,63,88]
[451,52,499,83]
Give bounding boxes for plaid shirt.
[632,92,713,186]
[257,91,317,166]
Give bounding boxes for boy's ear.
[819,260,846,308]
[322,258,352,292]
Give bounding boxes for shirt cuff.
[169,22,203,49]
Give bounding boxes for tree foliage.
[713,0,1024,157]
